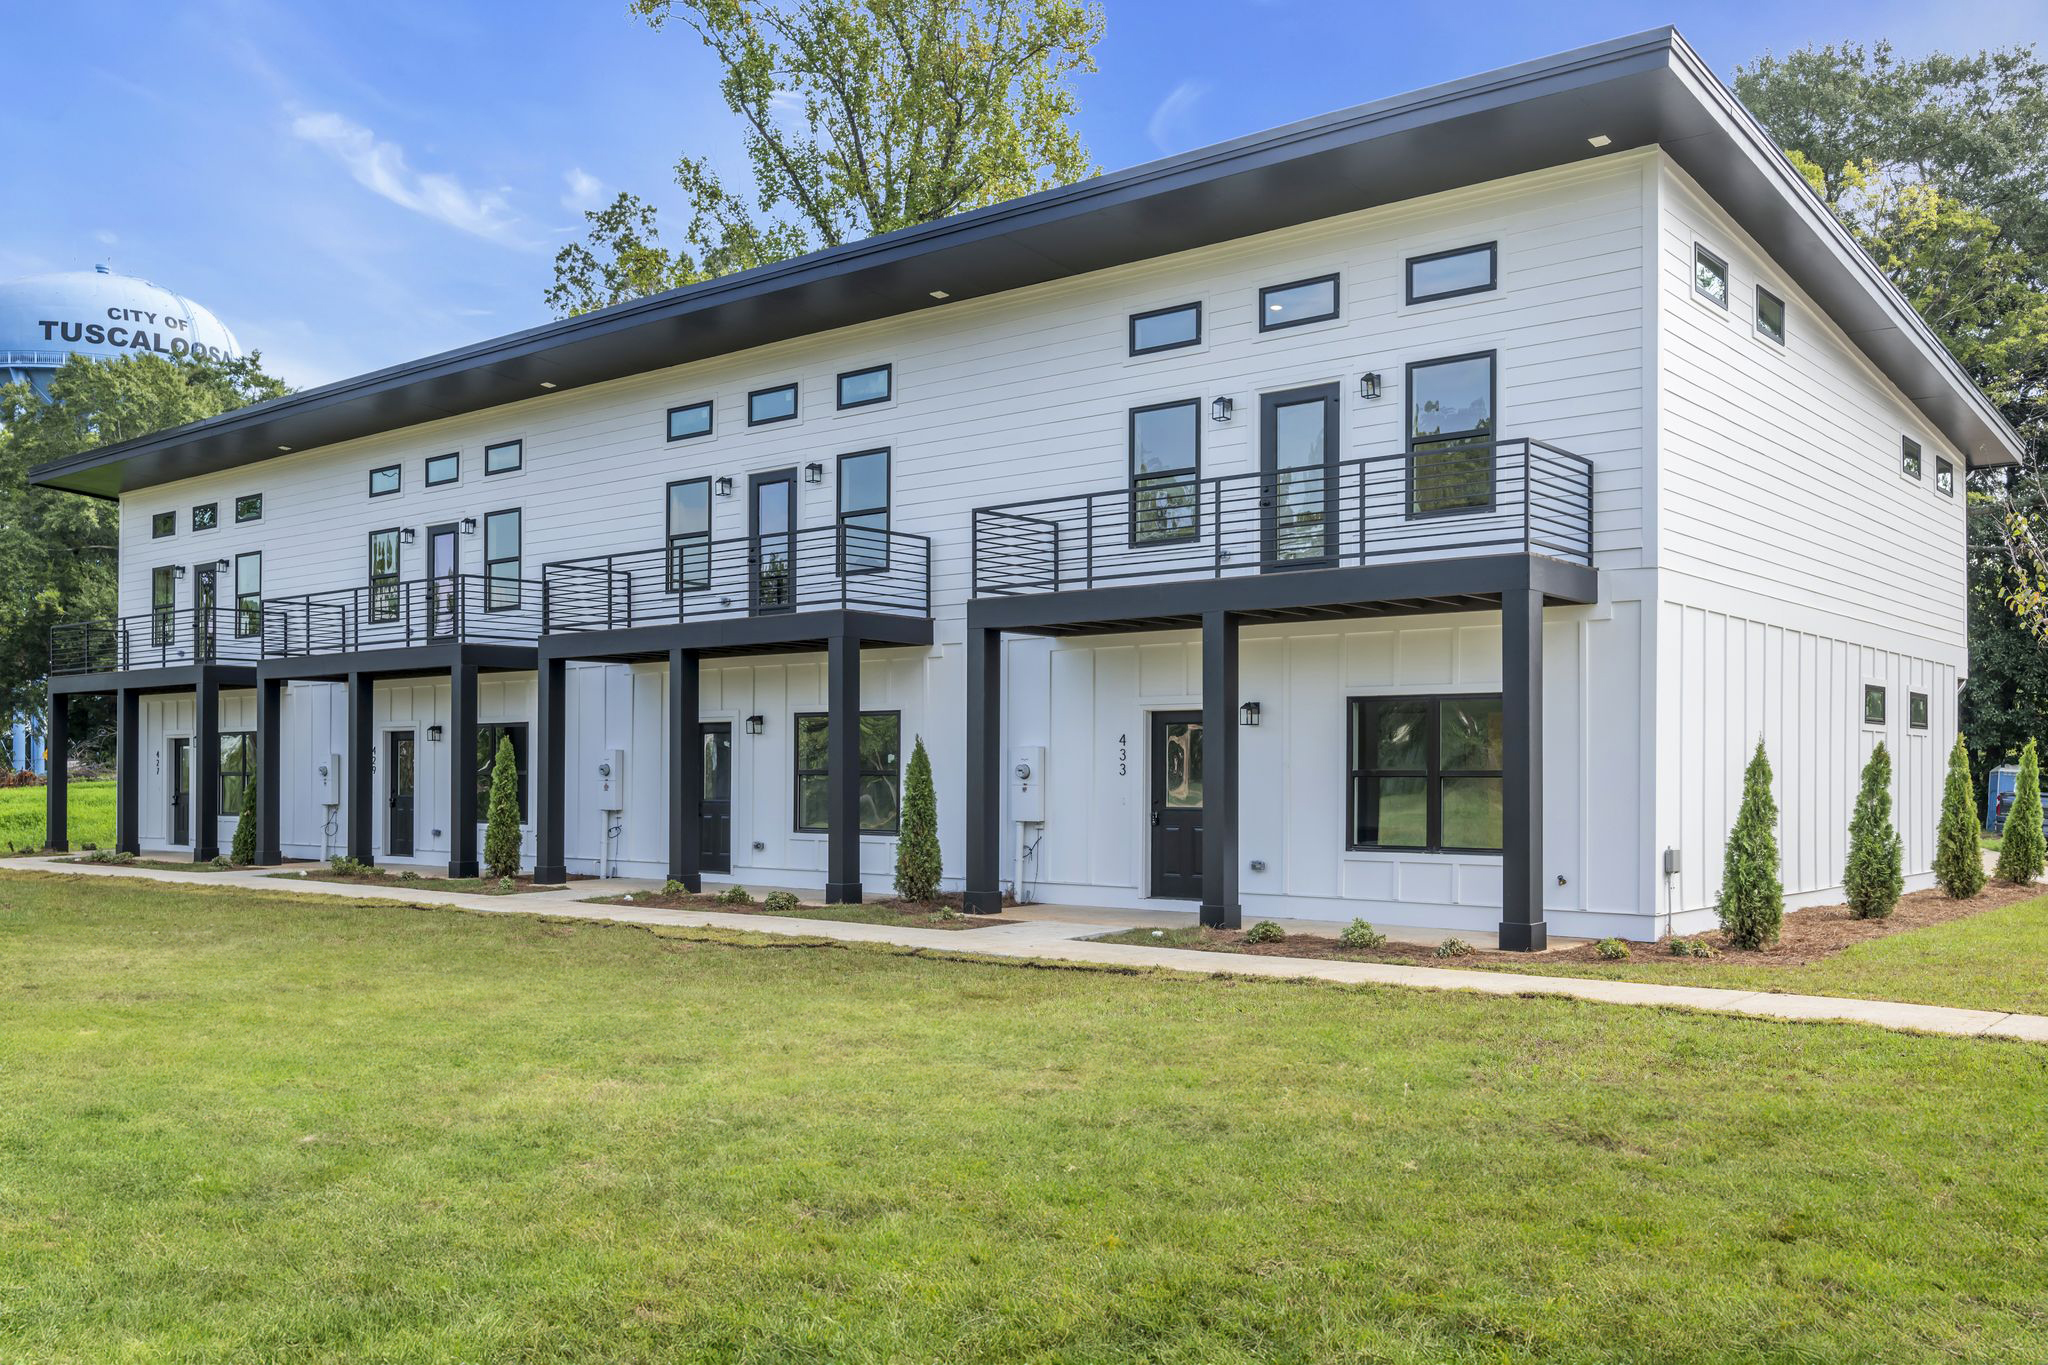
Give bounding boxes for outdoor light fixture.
[745,714,765,735]
[214,558,230,572]
[460,517,478,535]
[276,445,293,453]
[1587,133,1612,148]
[715,476,735,497]
[1360,372,1382,401]
[399,527,416,545]
[427,725,444,742]
[172,565,187,579]
[539,380,558,389]
[804,461,824,484]
[929,289,950,299]
[1239,701,1261,727]
[1209,396,1235,422]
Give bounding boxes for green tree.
[230,770,258,867]
[1935,734,1987,898]
[1719,740,1784,950]
[1995,737,2045,884]
[548,0,1103,315]
[483,734,522,880]
[893,734,941,902]
[1844,742,1903,919]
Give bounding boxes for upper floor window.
[748,383,798,426]
[151,511,175,539]
[1901,437,1922,480]
[667,401,713,442]
[1694,245,1729,308]
[837,448,890,572]
[426,452,460,486]
[666,477,711,591]
[369,465,400,497]
[192,502,218,532]
[1129,399,1200,545]
[1936,457,1955,497]
[151,565,176,646]
[836,365,892,409]
[1406,243,1496,304]
[368,528,402,623]
[1910,691,1930,730]
[235,494,263,523]
[1259,274,1338,331]
[1348,694,1504,852]
[1755,287,1786,344]
[1129,303,1201,355]
[1407,352,1496,516]
[234,552,262,638]
[484,440,523,475]
[484,509,522,611]
[1864,683,1887,727]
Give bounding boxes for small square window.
[1864,683,1887,727]
[426,452,460,486]
[191,502,218,531]
[1909,692,1929,730]
[1258,274,1339,331]
[1936,457,1955,497]
[1694,245,1729,308]
[235,494,263,523]
[748,383,798,425]
[1129,303,1202,355]
[369,465,400,497]
[484,440,523,475]
[836,365,891,409]
[1406,243,1497,304]
[1901,437,1922,480]
[1755,287,1786,344]
[666,401,713,441]
[151,511,175,538]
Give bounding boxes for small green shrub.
[399,869,422,881]
[1594,937,1630,961]
[1667,937,1718,958]
[661,878,689,898]
[327,855,370,877]
[715,885,755,906]
[1434,937,1473,959]
[82,848,135,865]
[496,876,516,894]
[1997,737,2046,885]
[1719,740,1784,949]
[1242,920,1286,944]
[208,854,233,871]
[1844,742,1903,920]
[1338,918,1387,950]
[935,907,963,922]
[762,890,801,913]
[1934,735,1986,899]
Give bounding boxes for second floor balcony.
[260,574,544,659]
[49,607,263,675]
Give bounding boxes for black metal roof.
[30,26,2023,499]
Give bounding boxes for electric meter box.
[1009,746,1046,823]
[315,753,341,806]
[596,748,626,812]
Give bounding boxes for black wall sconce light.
[745,714,765,735]
[1210,395,1235,422]
[427,724,444,742]
[1360,372,1383,401]
[399,527,417,545]
[460,517,478,535]
[1239,701,1262,727]
[716,476,735,498]
[804,461,825,484]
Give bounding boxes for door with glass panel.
[191,563,218,662]
[426,523,459,639]
[368,528,402,636]
[749,468,796,613]
[1149,710,1203,900]
[1259,384,1340,569]
[169,737,191,846]
[699,722,732,873]
[387,730,416,857]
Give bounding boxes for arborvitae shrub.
[230,772,257,866]
[1934,736,1986,899]
[1997,738,2046,885]
[893,736,942,902]
[1844,742,1904,920]
[482,734,522,880]
[1718,740,1784,949]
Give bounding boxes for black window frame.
[218,730,255,813]
[234,551,262,639]
[835,364,892,410]
[836,448,891,575]
[1909,691,1930,731]
[1693,244,1729,309]
[1864,683,1887,727]
[1128,302,1202,355]
[1405,350,1499,519]
[666,401,714,442]
[425,452,461,487]
[151,511,175,539]
[665,476,712,592]
[369,464,401,498]
[1755,286,1786,345]
[151,565,177,647]
[747,383,799,427]
[1405,242,1498,305]
[483,508,521,613]
[191,502,218,532]
[484,440,523,476]
[1127,398,1202,546]
[792,710,901,834]
[1346,694,1505,854]
[1935,457,1955,497]
[475,722,529,822]
[1901,437,1923,481]
[368,527,403,624]
[234,493,263,524]
[1258,273,1340,332]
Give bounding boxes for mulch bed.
[271,871,583,896]
[587,887,1008,930]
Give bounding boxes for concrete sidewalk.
[7,854,2044,1044]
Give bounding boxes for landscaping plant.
[1338,918,1386,950]
[893,735,942,902]
[1844,742,1903,920]
[716,885,754,906]
[1242,920,1286,944]
[1996,737,2046,885]
[1434,937,1473,959]
[230,772,257,866]
[1595,937,1630,960]
[763,890,801,913]
[1934,735,1986,899]
[1718,740,1783,949]
[482,734,522,880]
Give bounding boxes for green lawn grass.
[0,778,112,853]
[3,871,2047,1362]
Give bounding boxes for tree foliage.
[893,734,941,902]
[1935,734,1986,898]
[231,771,258,867]
[1718,740,1784,950]
[483,734,523,880]
[547,0,1103,315]
[1843,742,1903,919]
[1995,737,2045,885]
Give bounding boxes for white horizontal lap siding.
[115,154,1649,623]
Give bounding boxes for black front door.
[192,564,218,661]
[426,523,459,639]
[700,722,732,873]
[1150,710,1203,900]
[750,468,797,613]
[1260,383,1341,569]
[169,737,191,846]
[387,731,416,857]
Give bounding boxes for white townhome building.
[36,29,2020,948]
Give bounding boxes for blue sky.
[9,0,2044,389]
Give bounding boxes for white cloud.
[561,167,607,215]
[289,109,523,245]
[1147,80,1211,155]
[93,229,119,247]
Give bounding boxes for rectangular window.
[1755,287,1786,344]
[1406,243,1497,304]
[666,477,712,591]
[368,528,402,624]
[426,452,460,486]
[1347,695,1504,852]
[793,711,901,833]
[152,565,177,647]
[218,731,254,813]
[1936,457,1955,497]
[1910,691,1930,730]
[1129,399,1201,544]
[667,401,713,441]
[1407,352,1496,516]
[836,364,892,409]
[476,722,529,822]
[748,383,798,426]
[1259,274,1339,331]
[1901,437,1922,480]
[1129,302,1201,355]
[151,511,175,539]
[234,494,263,523]
[484,509,521,611]
[837,448,890,573]
[1864,683,1887,727]
[234,552,261,638]
[1694,244,1729,308]
[369,465,400,497]
[485,440,522,475]
[192,502,218,532]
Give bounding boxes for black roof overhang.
[31,27,2022,500]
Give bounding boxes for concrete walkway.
[7,855,2045,1045]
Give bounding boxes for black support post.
[345,671,375,866]
[448,660,479,877]
[963,624,1003,914]
[44,691,68,852]
[532,653,568,884]
[255,676,282,864]
[825,631,862,903]
[193,672,221,862]
[1499,586,1547,952]
[668,648,702,891]
[1200,610,1241,929]
[115,688,140,856]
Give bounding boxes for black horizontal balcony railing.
[49,607,263,675]
[260,574,544,658]
[542,525,932,634]
[970,438,1595,597]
